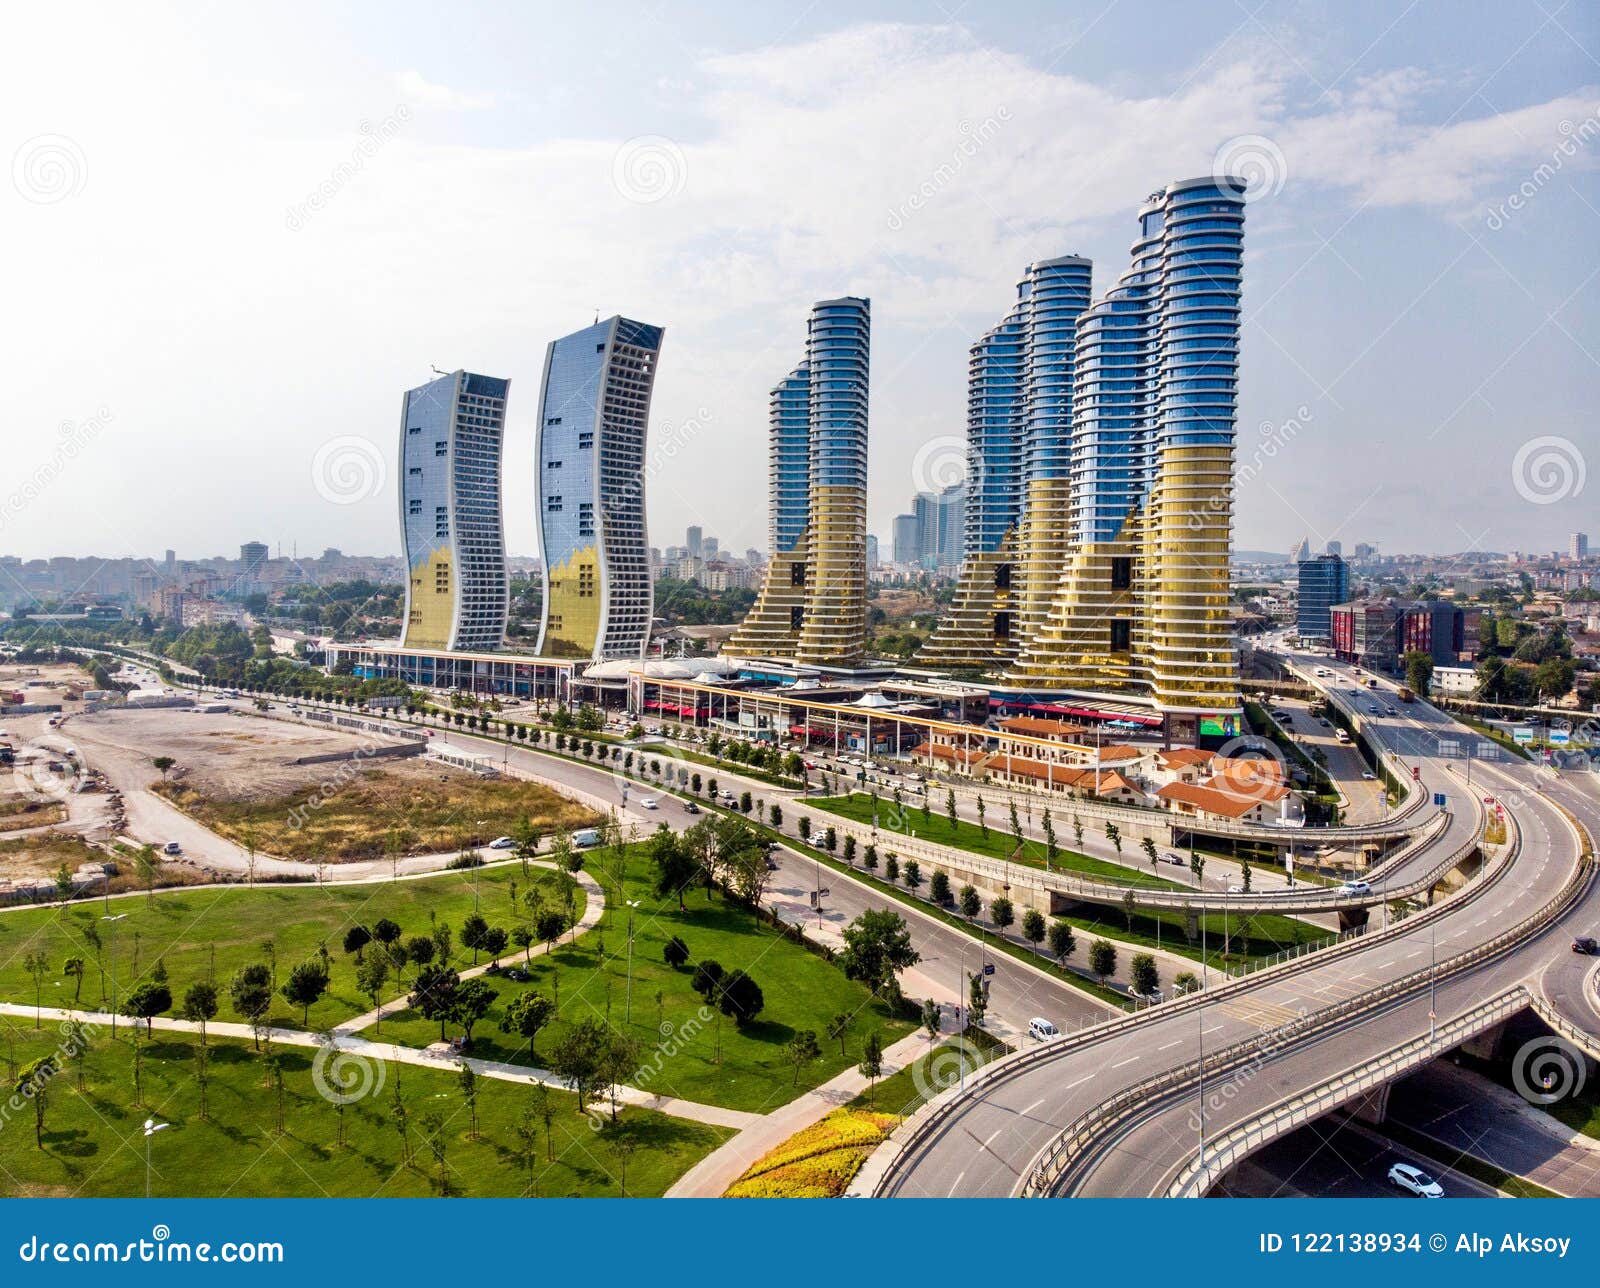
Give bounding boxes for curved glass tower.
[729,296,871,667]
[535,316,664,661]
[398,370,509,652]
[1009,176,1246,722]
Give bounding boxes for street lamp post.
[143,1118,169,1197]
[102,913,127,1037]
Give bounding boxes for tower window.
[1111,557,1133,590]
[1109,619,1131,652]
[789,606,804,631]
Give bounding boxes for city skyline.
[3,5,1596,569]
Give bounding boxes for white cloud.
[394,69,494,111]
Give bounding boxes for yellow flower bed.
[724,1109,901,1198]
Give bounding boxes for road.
[874,643,1599,1197]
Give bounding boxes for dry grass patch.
[154,763,600,860]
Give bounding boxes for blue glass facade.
[1020,257,1095,486]
[966,308,1025,556]
[769,363,810,554]
[1297,554,1350,641]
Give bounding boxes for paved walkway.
[666,1028,932,1197]
[0,1001,754,1131]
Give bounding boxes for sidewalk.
[665,1028,931,1197]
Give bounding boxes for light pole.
[624,899,641,1023]
[957,938,967,1093]
[1428,921,1437,1043]
[1196,998,1206,1185]
[143,1118,169,1197]
[102,913,127,1037]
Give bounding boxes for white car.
[640,798,659,810]
[1027,1017,1060,1041]
[489,836,515,849]
[1387,1162,1443,1197]
[1361,771,1376,780]
[1340,880,1373,896]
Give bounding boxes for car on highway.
[1340,880,1373,896]
[489,836,515,849]
[682,800,700,814]
[1027,1018,1060,1041]
[1572,936,1598,955]
[1386,1162,1444,1197]
[163,841,182,855]
[1361,771,1376,780]
[640,798,659,810]
[1164,852,1187,866]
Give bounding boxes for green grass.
[376,847,913,1112]
[0,863,544,1033]
[1055,899,1333,973]
[0,1020,727,1197]
[808,793,1186,889]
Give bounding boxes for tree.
[842,834,857,864]
[946,788,958,831]
[16,1056,56,1147]
[650,827,698,911]
[884,854,900,883]
[1021,908,1046,955]
[122,979,171,1034]
[1141,836,1159,872]
[373,918,403,956]
[499,992,556,1057]
[863,843,879,870]
[663,935,690,969]
[690,960,725,998]
[787,1029,822,1086]
[450,978,499,1048]
[943,959,980,1030]
[229,963,273,1045]
[548,1018,609,1112]
[536,909,567,955]
[959,884,981,918]
[976,797,988,837]
[1403,649,1435,697]
[152,756,175,780]
[921,997,941,1041]
[1088,938,1116,982]
[1173,971,1201,996]
[458,1061,480,1138]
[903,859,922,890]
[838,908,920,996]
[281,960,330,1024]
[355,954,391,1031]
[182,980,219,1043]
[409,965,462,1042]
[598,1029,643,1122]
[1130,953,1160,998]
[480,926,509,966]
[858,1030,885,1107]
[929,870,952,906]
[461,913,489,963]
[715,970,764,1026]
[827,1012,850,1057]
[342,924,372,962]
[1047,918,1077,963]
[769,803,783,828]
[990,896,1015,934]
[405,935,435,981]
[1072,815,1084,851]
[62,955,85,1004]
[1105,822,1123,856]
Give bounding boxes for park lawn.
[0,1021,726,1197]
[377,847,914,1114]
[0,863,556,1033]
[1059,899,1330,974]
[152,769,599,860]
[809,793,1185,890]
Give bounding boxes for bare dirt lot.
[74,707,599,862]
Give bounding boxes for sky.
[2,0,1596,565]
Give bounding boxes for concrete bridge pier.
[1338,906,1370,932]
[1346,1084,1392,1125]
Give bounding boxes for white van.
[1027,1017,1060,1042]
[571,828,601,848]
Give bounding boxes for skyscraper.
[918,257,1092,669]
[1297,552,1349,642]
[1573,533,1590,561]
[535,316,664,661]
[398,370,510,652]
[891,513,919,565]
[686,525,703,557]
[1007,176,1247,727]
[728,297,871,666]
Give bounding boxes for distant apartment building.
[1330,598,1464,671]
[398,370,510,652]
[686,525,703,558]
[1296,553,1350,641]
[535,316,664,661]
[1573,532,1590,561]
[891,513,919,564]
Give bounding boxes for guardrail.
[1526,993,1600,1064]
[1022,799,1591,1196]
[865,804,1517,1196]
[1164,988,1531,1197]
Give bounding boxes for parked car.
[489,836,515,849]
[1027,1017,1060,1041]
[1573,937,1598,955]
[1387,1162,1444,1197]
